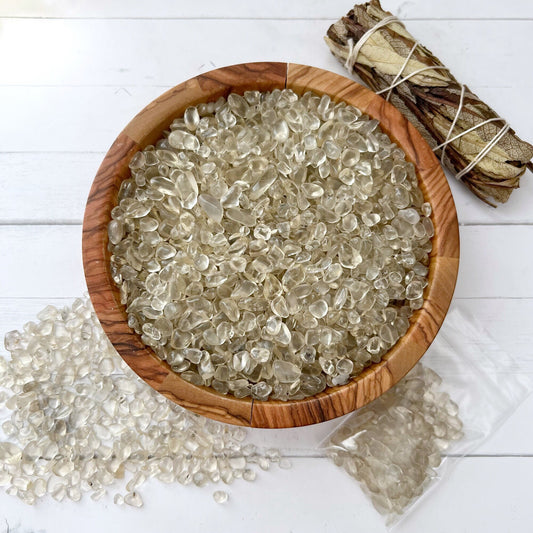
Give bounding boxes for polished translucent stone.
[341,214,358,232]
[184,106,200,131]
[228,93,248,117]
[251,381,273,399]
[194,254,209,271]
[108,220,124,245]
[198,194,223,222]
[275,323,292,345]
[0,443,22,464]
[220,299,240,322]
[273,119,290,142]
[301,183,324,198]
[249,168,278,200]
[213,490,229,504]
[124,491,143,507]
[52,486,66,502]
[226,207,256,227]
[250,347,271,363]
[406,281,425,300]
[362,213,381,227]
[129,151,146,170]
[421,202,432,217]
[168,130,200,151]
[232,280,258,299]
[336,358,354,375]
[254,224,272,241]
[309,300,328,319]
[265,316,282,336]
[324,264,343,284]
[379,324,399,345]
[271,296,289,318]
[243,468,256,481]
[176,171,198,209]
[398,208,421,225]
[273,360,301,383]
[221,182,245,207]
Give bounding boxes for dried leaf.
[325,0,533,206]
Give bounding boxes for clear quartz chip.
[273,119,290,142]
[176,171,198,209]
[273,361,301,383]
[124,491,143,507]
[279,458,292,469]
[194,254,209,271]
[184,106,200,131]
[198,194,223,222]
[309,300,328,319]
[213,490,229,504]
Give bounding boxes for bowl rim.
[82,62,459,428]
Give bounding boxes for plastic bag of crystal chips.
[322,302,533,527]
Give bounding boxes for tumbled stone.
[213,490,229,504]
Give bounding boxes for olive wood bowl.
[82,62,459,428]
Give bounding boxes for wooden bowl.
[82,62,459,429]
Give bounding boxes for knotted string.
[343,16,509,180]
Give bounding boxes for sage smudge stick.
[325,0,533,206]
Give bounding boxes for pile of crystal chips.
[326,364,463,521]
[109,88,433,401]
[0,298,286,507]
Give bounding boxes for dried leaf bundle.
[325,0,533,206]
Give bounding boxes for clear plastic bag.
[322,302,533,528]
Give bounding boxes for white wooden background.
[1,1,532,531]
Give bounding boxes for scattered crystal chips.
[0,298,286,506]
[109,89,432,401]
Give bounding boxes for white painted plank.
[1,0,532,19]
[0,20,532,89]
[0,19,341,87]
[1,152,532,225]
[0,86,531,155]
[395,457,533,532]
[454,225,533,298]
[2,225,533,298]
[0,86,165,153]
[0,226,84,298]
[0,153,100,224]
[0,457,532,533]
[446,165,533,225]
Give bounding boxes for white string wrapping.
[436,84,465,165]
[344,16,509,180]
[344,15,401,70]
[381,39,420,101]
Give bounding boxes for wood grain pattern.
[82,62,459,429]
